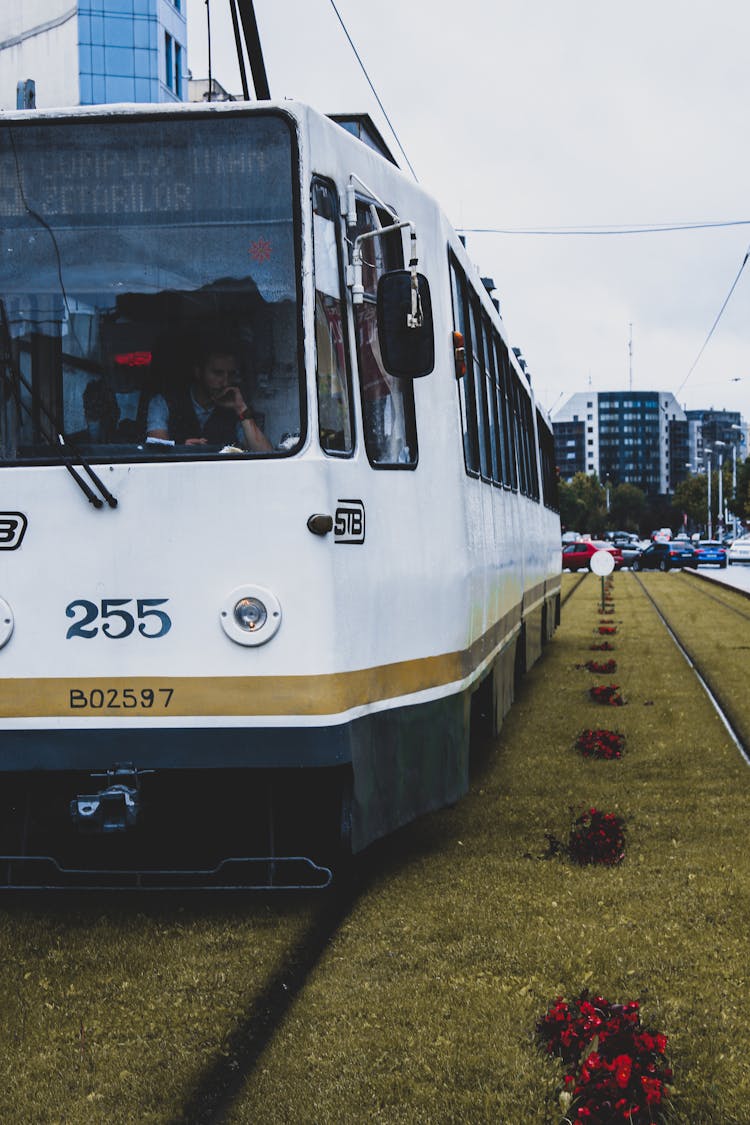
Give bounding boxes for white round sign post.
[590,548,615,610]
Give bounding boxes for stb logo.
[334,499,365,544]
[0,512,28,550]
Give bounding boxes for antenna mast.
[628,323,633,391]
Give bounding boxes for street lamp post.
[730,424,743,537]
[706,450,713,540]
[713,441,727,537]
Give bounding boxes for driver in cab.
[146,346,272,452]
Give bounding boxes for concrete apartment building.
[0,0,187,110]
[553,390,689,496]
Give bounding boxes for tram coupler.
[70,763,151,834]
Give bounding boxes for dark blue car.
[694,540,728,568]
[631,541,698,571]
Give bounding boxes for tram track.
[179,875,364,1125]
[630,571,750,765]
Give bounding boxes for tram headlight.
[220,585,281,647]
[0,598,13,649]
[234,597,267,632]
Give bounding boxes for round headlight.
[220,585,281,647]
[234,597,267,632]
[0,598,13,649]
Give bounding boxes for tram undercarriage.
[0,765,352,890]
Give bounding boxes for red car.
[562,540,624,572]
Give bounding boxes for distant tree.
[608,483,646,532]
[558,479,585,533]
[732,455,750,521]
[559,472,607,535]
[671,472,724,534]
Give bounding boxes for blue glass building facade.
[77,0,186,105]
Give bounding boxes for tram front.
[0,104,355,887]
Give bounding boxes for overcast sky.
[185,0,749,419]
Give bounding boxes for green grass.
[0,898,316,1122]
[640,570,750,748]
[227,573,750,1123]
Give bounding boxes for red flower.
[614,1054,632,1087]
[567,808,626,865]
[537,991,672,1122]
[589,684,625,706]
[575,729,625,760]
[585,659,617,674]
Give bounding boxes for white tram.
[0,101,560,887]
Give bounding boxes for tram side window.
[480,315,502,485]
[449,258,479,475]
[467,297,492,481]
[495,340,518,490]
[525,394,540,500]
[312,180,353,455]
[510,373,529,496]
[353,201,417,467]
[537,409,559,511]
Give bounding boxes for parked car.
[620,538,650,567]
[727,536,750,565]
[694,540,728,568]
[562,540,624,572]
[605,530,640,546]
[631,541,698,571]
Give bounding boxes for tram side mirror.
[376,270,435,378]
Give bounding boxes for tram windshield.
[0,112,302,461]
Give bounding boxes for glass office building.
[0,1,186,109]
[79,0,186,104]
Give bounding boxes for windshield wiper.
[0,300,118,510]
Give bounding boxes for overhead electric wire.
[328,0,418,181]
[676,243,750,396]
[458,218,750,236]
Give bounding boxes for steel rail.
[680,567,750,616]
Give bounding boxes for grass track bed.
[228,573,750,1123]
[3,573,750,1122]
[638,571,750,751]
[0,896,318,1122]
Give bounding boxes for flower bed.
[568,807,626,865]
[537,991,673,1123]
[575,729,625,760]
[590,641,615,652]
[585,659,617,674]
[598,626,617,635]
[545,807,626,866]
[589,684,624,706]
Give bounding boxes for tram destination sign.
[0,115,293,226]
